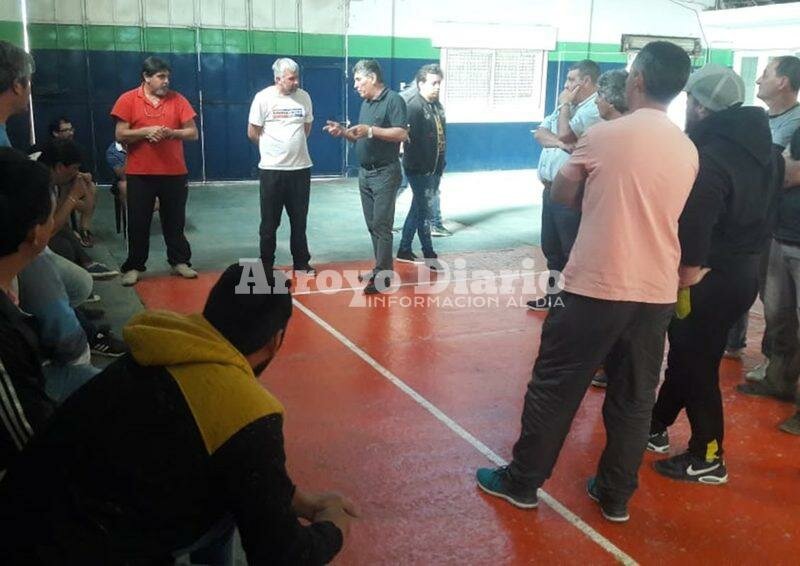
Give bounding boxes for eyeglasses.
[58,127,74,133]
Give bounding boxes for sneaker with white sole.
[647,429,670,453]
[476,466,538,509]
[653,452,728,485]
[85,262,119,279]
[171,263,198,279]
[121,270,140,286]
[89,327,127,358]
[745,361,768,382]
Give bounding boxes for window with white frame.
[440,47,547,123]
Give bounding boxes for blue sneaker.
[586,477,630,522]
[476,466,538,509]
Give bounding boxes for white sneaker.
[171,263,198,279]
[121,270,140,286]
[746,361,768,382]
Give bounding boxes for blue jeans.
[726,314,748,350]
[42,362,100,404]
[46,248,92,307]
[429,176,443,228]
[400,174,438,257]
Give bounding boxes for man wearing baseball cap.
[648,64,784,484]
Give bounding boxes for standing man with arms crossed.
[324,59,408,295]
[112,56,199,287]
[528,60,602,310]
[477,42,698,523]
[248,58,316,275]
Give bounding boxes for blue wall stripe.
[5,50,623,182]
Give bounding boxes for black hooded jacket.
[679,105,784,269]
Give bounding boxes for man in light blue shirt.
[0,41,34,148]
[530,60,603,310]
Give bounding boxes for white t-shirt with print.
[248,86,314,170]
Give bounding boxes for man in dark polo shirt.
[111,56,199,287]
[324,59,407,294]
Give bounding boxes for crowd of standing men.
[1,32,800,564]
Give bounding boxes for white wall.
[347,0,715,46]
[19,0,346,34]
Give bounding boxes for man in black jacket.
[648,65,783,484]
[0,264,356,565]
[397,63,445,269]
[0,148,56,473]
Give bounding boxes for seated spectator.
[0,265,356,565]
[0,148,56,473]
[38,139,117,279]
[105,139,127,204]
[31,117,98,246]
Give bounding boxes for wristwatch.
[367,126,374,139]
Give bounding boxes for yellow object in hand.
[675,287,691,319]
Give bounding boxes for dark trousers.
[122,175,191,272]
[652,258,759,459]
[540,184,581,275]
[726,241,771,352]
[258,168,312,268]
[359,161,402,274]
[509,292,673,506]
[49,226,92,267]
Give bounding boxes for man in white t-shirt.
[248,58,315,274]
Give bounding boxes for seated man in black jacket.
[0,263,356,565]
[0,148,56,474]
[648,64,784,484]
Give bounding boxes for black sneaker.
[586,477,629,522]
[526,296,551,311]
[293,263,317,276]
[364,276,391,295]
[652,452,728,485]
[85,262,119,280]
[647,430,670,453]
[476,466,538,509]
[89,328,127,358]
[396,250,422,264]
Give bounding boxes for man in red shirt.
[111,56,198,286]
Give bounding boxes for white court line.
[292,299,638,566]
[292,270,548,296]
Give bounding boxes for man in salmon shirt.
[477,41,699,523]
[111,56,199,287]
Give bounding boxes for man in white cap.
[648,64,784,484]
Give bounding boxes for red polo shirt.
[110,86,196,175]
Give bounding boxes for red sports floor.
[136,248,799,565]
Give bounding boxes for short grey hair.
[353,59,383,84]
[273,57,299,79]
[597,69,629,113]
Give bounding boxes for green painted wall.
[0,20,733,66]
